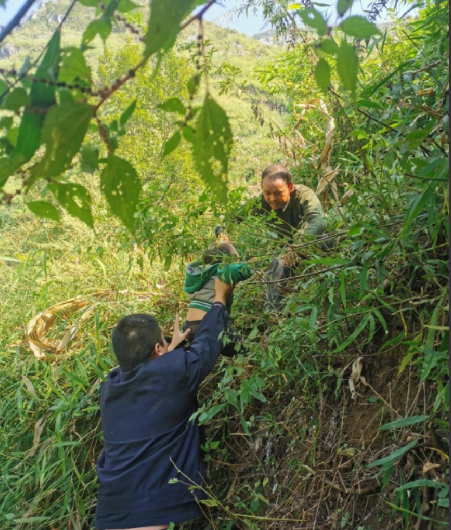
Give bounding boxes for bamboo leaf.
[367,439,418,468]
[396,479,447,492]
[333,314,370,352]
[380,415,429,431]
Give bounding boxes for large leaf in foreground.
[144,0,204,59]
[193,94,233,203]
[340,16,380,39]
[30,101,93,182]
[337,40,358,96]
[50,183,94,228]
[100,155,141,233]
[0,32,61,189]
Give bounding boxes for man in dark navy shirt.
[95,278,234,530]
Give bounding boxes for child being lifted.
[182,236,253,356]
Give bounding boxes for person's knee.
[267,258,287,279]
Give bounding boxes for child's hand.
[168,315,191,352]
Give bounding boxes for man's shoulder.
[293,184,317,198]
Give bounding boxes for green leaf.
[144,0,204,59]
[26,201,60,221]
[405,130,430,149]
[187,74,201,96]
[340,16,380,38]
[367,439,418,469]
[396,480,447,492]
[31,101,93,181]
[59,47,92,85]
[118,0,138,11]
[83,18,112,43]
[0,153,26,188]
[12,32,61,169]
[400,181,436,236]
[398,335,422,374]
[80,145,99,173]
[337,40,358,96]
[15,114,44,166]
[182,125,195,144]
[78,0,99,5]
[53,183,94,227]
[193,94,233,203]
[100,155,142,233]
[314,58,331,93]
[380,416,429,431]
[120,99,137,126]
[333,314,370,352]
[31,31,61,108]
[162,131,181,158]
[356,99,384,110]
[158,97,186,115]
[361,60,414,98]
[319,39,339,55]
[337,0,354,16]
[1,88,29,111]
[0,116,13,130]
[299,8,328,36]
[102,0,121,20]
[305,258,351,266]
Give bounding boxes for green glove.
[217,263,253,285]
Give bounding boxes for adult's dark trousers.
[265,258,293,312]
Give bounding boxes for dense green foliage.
[0,0,449,529]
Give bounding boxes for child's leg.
[182,320,202,343]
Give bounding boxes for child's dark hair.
[202,241,240,265]
[111,314,163,371]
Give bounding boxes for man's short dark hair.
[261,164,292,185]
[111,314,163,371]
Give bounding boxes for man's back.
[95,303,229,529]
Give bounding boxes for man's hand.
[282,248,297,267]
[214,277,234,306]
[168,315,191,352]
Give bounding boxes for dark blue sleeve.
[183,302,228,394]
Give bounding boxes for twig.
[0,0,38,45]
[301,464,380,495]
[247,263,351,285]
[181,0,219,30]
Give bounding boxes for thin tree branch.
[0,0,37,45]
[181,0,219,30]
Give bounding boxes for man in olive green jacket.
[255,164,327,311]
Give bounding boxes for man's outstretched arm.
[184,278,234,393]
